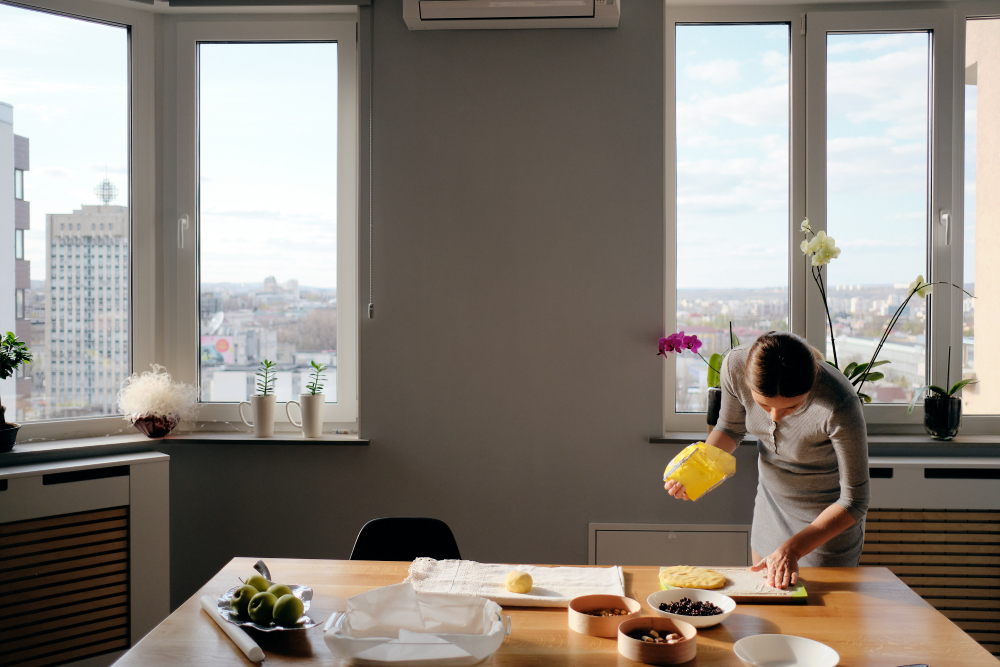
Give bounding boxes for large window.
[674,23,790,413]
[666,7,972,430]
[171,17,358,425]
[1,1,130,423]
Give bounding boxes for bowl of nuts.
[647,588,736,628]
[617,616,697,665]
[567,594,641,638]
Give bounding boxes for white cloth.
[200,595,264,662]
[405,558,625,608]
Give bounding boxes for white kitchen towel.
[405,559,625,608]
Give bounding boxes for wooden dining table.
[115,558,998,666]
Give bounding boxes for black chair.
[349,517,461,561]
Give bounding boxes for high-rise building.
[44,183,128,417]
[1,101,32,421]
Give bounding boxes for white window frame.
[9,0,155,442]
[663,3,994,434]
[164,14,359,428]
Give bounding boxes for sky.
[0,3,339,290]
[675,25,937,291]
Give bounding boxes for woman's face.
[750,390,809,423]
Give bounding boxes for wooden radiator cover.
[863,509,1000,658]
[0,506,130,667]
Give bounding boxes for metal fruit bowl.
[217,559,318,632]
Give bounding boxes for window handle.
[939,209,951,246]
[177,215,190,249]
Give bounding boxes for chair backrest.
[349,517,461,562]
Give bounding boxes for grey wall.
[160,0,759,610]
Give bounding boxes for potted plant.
[0,332,32,452]
[286,361,326,438]
[239,359,276,437]
[906,347,976,440]
[658,327,736,434]
[118,364,199,437]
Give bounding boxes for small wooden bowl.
[617,616,697,665]
[567,594,641,638]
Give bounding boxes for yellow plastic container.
[662,442,736,501]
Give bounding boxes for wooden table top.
[117,558,998,666]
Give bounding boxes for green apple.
[267,584,293,599]
[246,575,271,592]
[272,594,305,627]
[229,585,258,620]
[248,591,277,624]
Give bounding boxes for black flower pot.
[706,387,722,430]
[0,423,20,453]
[924,395,962,441]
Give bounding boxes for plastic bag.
[662,442,736,501]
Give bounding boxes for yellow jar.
[662,442,736,501]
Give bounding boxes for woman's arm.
[750,503,856,587]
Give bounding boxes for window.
[1,0,153,436]
[665,6,966,431]
[673,23,790,414]
[169,17,358,426]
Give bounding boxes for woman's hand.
[750,543,800,588]
[663,480,690,501]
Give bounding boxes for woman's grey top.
[714,344,870,567]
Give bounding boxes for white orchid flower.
[800,218,812,233]
[800,239,811,255]
[909,275,932,298]
[810,234,841,266]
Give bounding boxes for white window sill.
[650,432,1000,456]
[0,431,369,468]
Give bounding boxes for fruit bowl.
[647,588,736,628]
[217,583,317,632]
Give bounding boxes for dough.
[505,571,533,594]
[658,566,727,590]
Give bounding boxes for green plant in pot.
[239,359,277,437]
[286,361,327,438]
[906,347,976,441]
[658,326,738,434]
[0,332,32,452]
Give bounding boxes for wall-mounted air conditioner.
[403,0,620,30]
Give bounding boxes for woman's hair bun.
[745,331,819,398]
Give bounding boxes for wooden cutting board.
[659,566,808,604]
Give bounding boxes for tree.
[0,332,32,428]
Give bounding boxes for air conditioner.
[403,0,620,30]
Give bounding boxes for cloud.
[89,163,127,175]
[678,83,788,128]
[33,167,72,178]
[685,59,742,84]
[827,34,924,55]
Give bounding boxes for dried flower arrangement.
[118,364,198,438]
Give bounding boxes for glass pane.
[0,3,129,422]
[675,24,790,413]
[199,43,338,403]
[825,32,930,404]
[964,17,1000,414]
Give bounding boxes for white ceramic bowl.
[647,588,736,628]
[733,634,840,667]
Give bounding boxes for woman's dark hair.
[746,332,821,398]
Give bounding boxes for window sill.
[650,432,1000,457]
[0,431,369,468]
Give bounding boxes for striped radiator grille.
[862,509,1000,658]
[0,507,130,667]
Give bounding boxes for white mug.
[239,394,276,437]
[286,393,324,438]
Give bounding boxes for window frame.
[164,14,359,428]
[663,3,992,434]
[14,168,23,200]
[8,0,155,442]
[15,228,23,260]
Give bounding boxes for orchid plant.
[799,218,973,404]
[658,325,739,389]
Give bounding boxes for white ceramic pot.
[286,393,324,438]
[239,394,276,437]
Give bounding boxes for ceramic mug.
[286,393,324,438]
[239,394,276,437]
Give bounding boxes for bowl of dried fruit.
[647,588,736,628]
[567,594,641,638]
[617,616,697,665]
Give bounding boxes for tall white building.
[45,183,128,417]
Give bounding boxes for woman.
[664,331,869,589]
